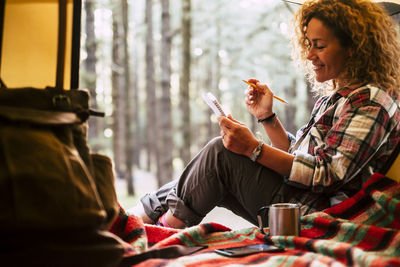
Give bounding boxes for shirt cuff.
[287,151,316,187]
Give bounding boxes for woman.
[130,0,400,228]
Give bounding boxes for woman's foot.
[157,210,186,229]
[127,204,186,229]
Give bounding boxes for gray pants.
[141,137,302,227]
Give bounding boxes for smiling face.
[306,18,350,84]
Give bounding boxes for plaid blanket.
[111,173,400,266]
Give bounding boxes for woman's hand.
[245,79,274,120]
[218,114,259,157]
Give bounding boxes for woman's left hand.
[218,114,259,157]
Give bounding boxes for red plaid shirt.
[286,85,400,214]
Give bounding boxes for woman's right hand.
[218,114,259,157]
[245,79,274,120]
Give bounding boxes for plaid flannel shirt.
[286,84,400,214]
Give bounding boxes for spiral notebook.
[202,92,226,117]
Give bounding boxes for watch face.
[250,140,263,161]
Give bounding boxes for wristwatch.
[249,139,264,162]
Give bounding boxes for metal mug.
[257,203,300,236]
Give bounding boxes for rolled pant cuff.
[167,194,204,227]
[140,193,165,223]
[140,190,204,227]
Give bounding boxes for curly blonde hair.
[292,0,400,98]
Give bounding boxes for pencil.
[242,80,288,104]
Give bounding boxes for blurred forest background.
[78,0,400,212]
[79,0,315,205]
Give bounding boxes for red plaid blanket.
[111,173,400,266]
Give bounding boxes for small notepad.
[202,92,226,117]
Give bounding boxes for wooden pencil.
[243,80,288,104]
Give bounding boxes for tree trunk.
[121,0,135,195]
[306,79,316,115]
[145,0,157,172]
[205,53,214,141]
[213,20,222,135]
[284,78,297,134]
[112,2,126,178]
[131,3,141,169]
[179,0,192,165]
[157,0,174,186]
[83,0,100,150]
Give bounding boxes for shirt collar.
[329,86,360,104]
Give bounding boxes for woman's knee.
[197,136,232,165]
[204,136,225,153]
[208,136,223,145]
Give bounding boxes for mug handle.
[256,206,269,234]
